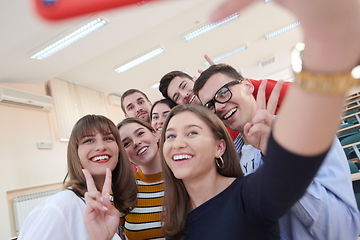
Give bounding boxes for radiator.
[13,188,62,234]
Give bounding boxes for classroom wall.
[2,81,359,239]
[0,82,125,240]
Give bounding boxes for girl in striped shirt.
[117,118,165,240]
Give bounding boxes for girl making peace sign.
[18,115,137,240]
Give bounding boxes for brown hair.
[120,89,150,114]
[159,71,193,100]
[159,104,243,239]
[117,117,155,133]
[117,117,159,160]
[64,114,137,214]
[150,98,177,119]
[193,63,244,96]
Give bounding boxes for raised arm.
[213,0,360,155]
[274,1,360,155]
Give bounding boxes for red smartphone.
[32,0,154,21]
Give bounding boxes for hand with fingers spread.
[243,80,284,154]
[83,168,120,240]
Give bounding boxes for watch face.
[33,0,157,21]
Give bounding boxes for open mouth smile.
[90,155,110,163]
[223,108,237,120]
[137,146,148,155]
[188,95,195,104]
[172,154,192,161]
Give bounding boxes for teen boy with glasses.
[193,63,360,240]
[192,64,290,174]
[159,68,290,164]
[202,79,241,113]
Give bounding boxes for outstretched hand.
[243,80,284,154]
[83,168,120,240]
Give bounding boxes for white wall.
[0,82,124,240]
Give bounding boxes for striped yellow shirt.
[124,170,164,240]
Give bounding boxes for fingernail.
[103,206,108,211]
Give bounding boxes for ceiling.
[0,0,303,102]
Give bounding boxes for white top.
[240,144,263,175]
[17,189,121,240]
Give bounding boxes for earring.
[215,156,225,169]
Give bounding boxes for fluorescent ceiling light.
[115,47,165,73]
[183,13,239,41]
[265,22,300,40]
[31,18,108,60]
[204,45,247,66]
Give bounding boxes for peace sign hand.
[243,80,284,155]
[83,168,120,240]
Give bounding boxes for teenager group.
[17,0,360,239]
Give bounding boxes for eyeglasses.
[203,80,241,113]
